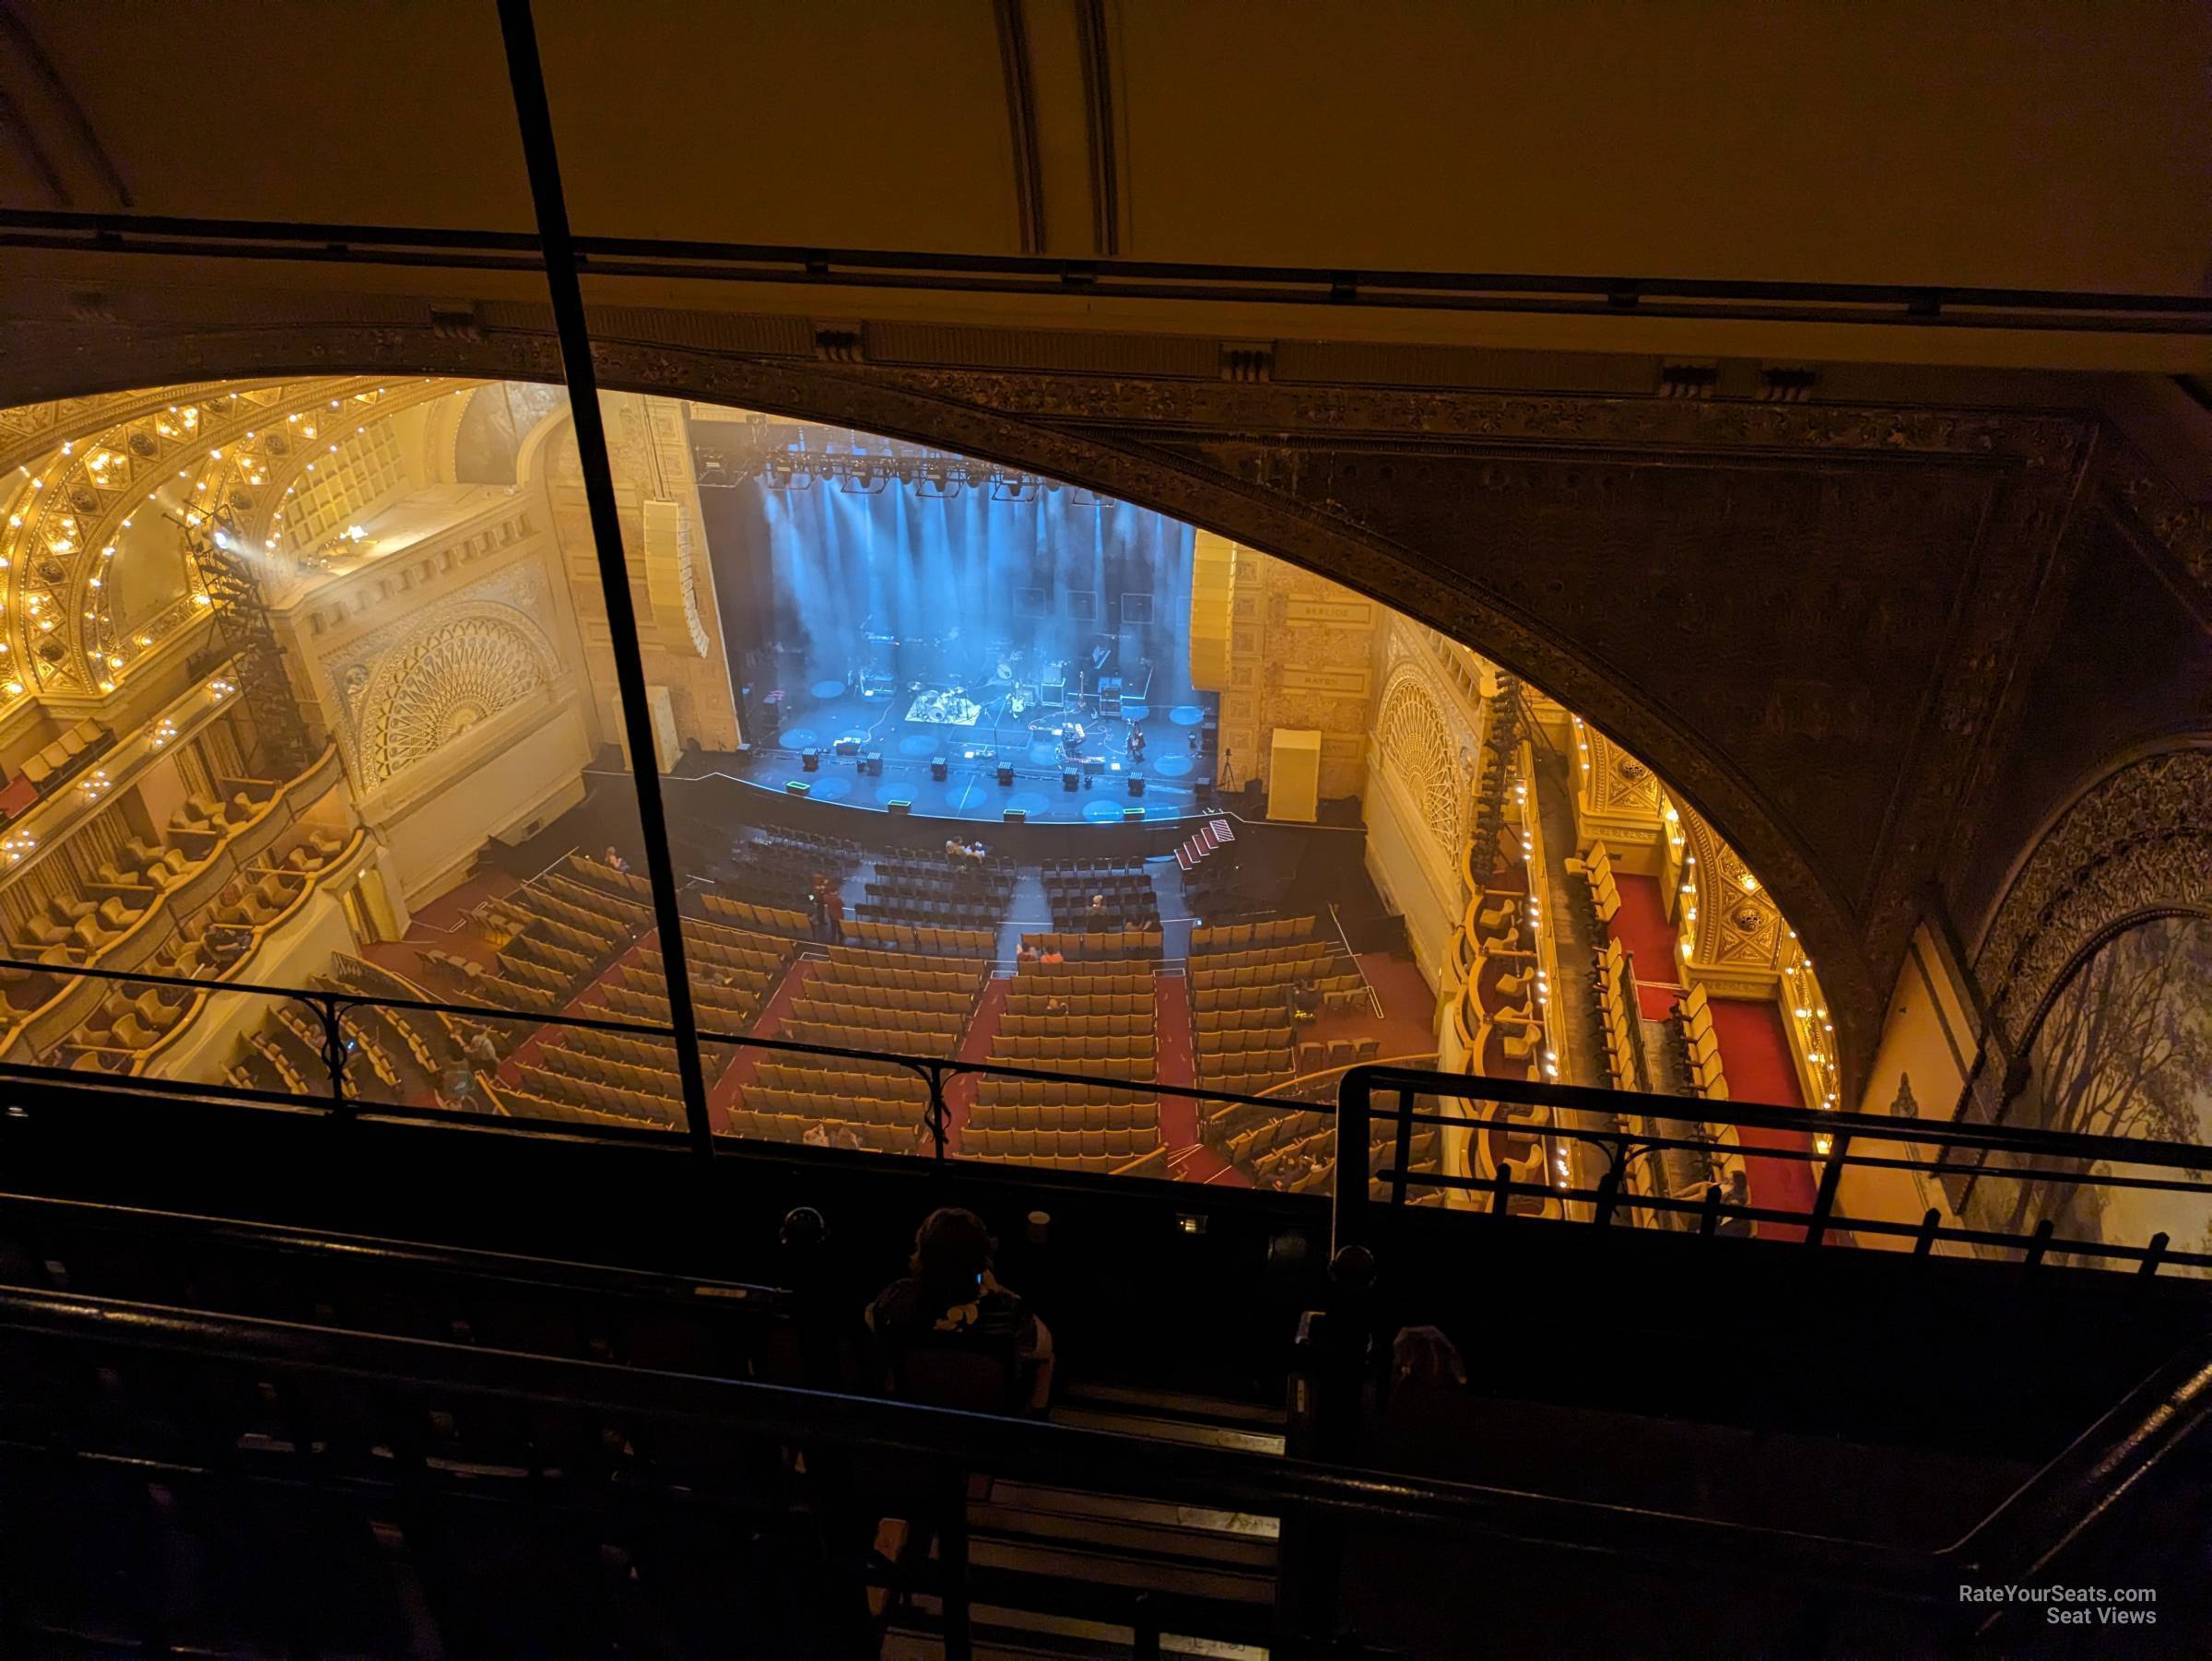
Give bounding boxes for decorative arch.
[1374,666,1467,860]
[1972,744,2212,1054]
[3,312,2057,1073]
[353,602,558,790]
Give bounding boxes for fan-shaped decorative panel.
[1377,669,1465,854]
[357,607,553,787]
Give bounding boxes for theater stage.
[732,677,1216,828]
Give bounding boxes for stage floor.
[737,683,1216,826]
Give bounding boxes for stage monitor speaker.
[888,799,912,815]
[1004,807,1027,823]
[995,762,1015,786]
[785,780,812,796]
[1081,756,1106,775]
[801,748,820,772]
[1123,807,1144,822]
[833,737,860,757]
[930,755,948,781]
[1062,768,1079,792]
[863,751,883,776]
[1128,773,1146,796]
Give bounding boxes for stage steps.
[1173,818,1235,873]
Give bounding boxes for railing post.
[1387,1085,1414,1215]
[1804,1131,1850,1246]
[925,1066,950,1160]
[1592,1139,1626,1227]
[1333,1067,1373,1261]
[495,0,714,1163]
[306,993,348,1111]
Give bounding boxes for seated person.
[865,1207,1053,1413]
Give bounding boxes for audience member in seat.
[1039,947,1064,965]
[603,845,629,874]
[1391,1325,1468,1395]
[1713,1168,1753,1238]
[822,882,846,942]
[1086,894,1109,932]
[865,1207,1053,1413]
[806,873,830,941]
[1016,944,1039,968]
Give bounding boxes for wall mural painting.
[1995,915,2212,1266]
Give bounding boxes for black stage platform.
[731,677,1216,829]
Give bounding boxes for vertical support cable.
[495,0,713,1160]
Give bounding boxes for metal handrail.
[12,955,2212,1271]
[1335,1064,2212,1277]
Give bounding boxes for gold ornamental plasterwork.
[354,603,557,789]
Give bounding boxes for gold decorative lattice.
[1377,669,1465,853]
[357,608,551,786]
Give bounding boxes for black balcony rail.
[0,952,1343,1171]
[8,953,2212,1282]
[3,1239,2209,1657]
[1335,1063,2212,1277]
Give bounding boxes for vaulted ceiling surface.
[5,0,2208,294]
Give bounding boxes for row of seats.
[1005,990,1150,1019]
[966,1097,1160,1133]
[1019,928,1163,960]
[993,1034,1156,1067]
[783,1005,961,1041]
[753,1060,926,1101]
[738,1087,920,1129]
[827,942,990,979]
[999,1011,1152,1039]
[816,957,975,995]
[1595,937,1642,1091]
[700,892,812,937]
[846,918,995,955]
[963,1125,1156,1162]
[725,1108,905,1152]
[972,1078,1157,1110]
[1189,916,1317,952]
[1012,969,1149,995]
[494,1082,678,1130]
[1187,946,1330,990]
[1676,982,1729,1100]
[855,898,1001,930]
[798,984,971,1017]
[1569,839,1624,925]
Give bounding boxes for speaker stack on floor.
[1062,768,1079,792]
[1128,774,1146,796]
[802,748,820,772]
[996,762,1015,786]
[863,751,882,775]
[930,756,948,781]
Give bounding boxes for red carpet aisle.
[1155,972,1241,1184]
[709,956,816,1132]
[942,975,1009,1154]
[1607,874,1685,1019]
[1706,997,1818,1243]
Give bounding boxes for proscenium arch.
[0,322,1878,1078]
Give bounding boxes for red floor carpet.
[1155,972,1240,1184]
[943,974,1009,1154]
[1608,873,1685,1019]
[1706,996,1817,1243]
[708,954,816,1132]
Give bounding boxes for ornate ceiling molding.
[1972,744,2212,1052]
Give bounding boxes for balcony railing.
[0,956,2207,1279]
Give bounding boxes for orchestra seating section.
[1188,924,1334,1098]
[965,957,1169,1177]
[718,826,862,912]
[858,847,1016,930]
[1042,858,1159,931]
[1019,926,1163,960]
[733,943,990,1152]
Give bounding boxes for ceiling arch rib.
[1,377,452,703]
